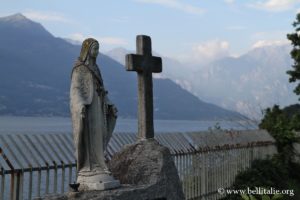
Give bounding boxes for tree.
[259,105,298,164]
[287,13,300,96]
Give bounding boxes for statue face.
[90,43,99,58]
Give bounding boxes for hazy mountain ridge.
[193,45,297,118]
[0,13,244,120]
[107,43,298,118]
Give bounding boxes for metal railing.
[0,130,277,200]
[0,134,76,200]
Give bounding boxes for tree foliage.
[259,105,299,163]
[287,13,300,96]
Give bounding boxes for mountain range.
[0,13,244,120]
[105,41,299,119]
[107,44,299,118]
[190,45,298,118]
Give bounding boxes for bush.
[259,105,299,164]
[222,157,300,200]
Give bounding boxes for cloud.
[99,37,128,45]
[179,40,231,65]
[69,33,128,46]
[252,39,290,48]
[193,40,230,60]
[22,10,71,23]
[69,33,86,42]
[249,0,300,12]
[135,0,204,15]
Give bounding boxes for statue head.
[78,38,99,62]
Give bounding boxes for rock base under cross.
[108,138,184,200]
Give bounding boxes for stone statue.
[70,38,120,190]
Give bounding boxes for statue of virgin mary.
[70,38,120,190]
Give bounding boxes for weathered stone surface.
[125,35,162,139]
[108,138,184,200]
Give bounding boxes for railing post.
[37,169,41,198]
[19,171,24,200]
[46,167,50,194]
[68,166,72,191]
[14,172,20,200]
[54,164,57,193]
[200,153,205,200]
[10,173,15,200]
[61,163,65,193]
[28,169,33,200]
[0,171,5,200]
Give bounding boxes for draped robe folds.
[70,63,117,175]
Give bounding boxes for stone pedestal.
[77,173,120,191]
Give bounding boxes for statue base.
[77,173,120,191]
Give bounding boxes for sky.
[0,0,300,63]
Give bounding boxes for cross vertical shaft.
[125,35,162,140]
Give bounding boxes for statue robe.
[70,62,117,175]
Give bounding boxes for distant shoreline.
[0,116,258,135]
[0,115,249,122]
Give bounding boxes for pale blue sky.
[1,0,299,61]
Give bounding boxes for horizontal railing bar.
[190,142,275,154]
[3,163,76,174]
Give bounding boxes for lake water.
[0,116,258,134]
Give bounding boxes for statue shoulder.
[72,63,90,75]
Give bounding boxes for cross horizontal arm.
[125,54,162,73]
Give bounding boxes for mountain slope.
[160,44,298,118]
[0,13,244,120]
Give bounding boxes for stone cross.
[125,35,162,139]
